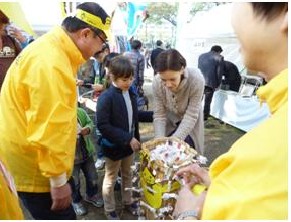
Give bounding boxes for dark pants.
[94,113,104,159]
[168,123,195,149]
[95,128,104,159]
[18,191,76,220]
[71,156,98,203]
[138,110,153,122]
[203,86,215,120]
[96,143,104,159]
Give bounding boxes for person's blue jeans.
[18,191,76,219]
[71,156,98,203]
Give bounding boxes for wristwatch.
[177,210,198,220]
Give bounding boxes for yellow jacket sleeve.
[20,59,77,179]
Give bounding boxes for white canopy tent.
[176,3,244,72]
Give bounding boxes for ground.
[22,68,245,220]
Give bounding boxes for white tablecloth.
[210,90,271,132]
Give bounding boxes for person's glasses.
[90,28,107,44]
[96,32,107,44]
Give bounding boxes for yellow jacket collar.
[51,26,85,71]
[256,69,288,114]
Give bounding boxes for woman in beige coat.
[152,49,205,154]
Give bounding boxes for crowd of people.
[0,2,287,220]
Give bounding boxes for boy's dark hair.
[251,3,288,21]
[109,55,134,79]
[155,49,186,72]
[156,40,163,47]
[211,45,223,53]
[62,2,109,38]
[0,10,9,24]
[104,52,120,68]
[131,40,142,50]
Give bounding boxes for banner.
[113,2,147,40]
[126,2,147,39]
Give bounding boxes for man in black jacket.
[223,60,241,92]
[198,45,224,121]
[150,40,164,75]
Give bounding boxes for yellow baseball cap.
[75,8,111,40]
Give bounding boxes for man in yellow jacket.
[173,2,288,220]
[0,2,111,219]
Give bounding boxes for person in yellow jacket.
[0,149,24,220]
[0,2,111,220]
[173,2,288,220]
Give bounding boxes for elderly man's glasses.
[97,33,107,44]
[91,28,107,44]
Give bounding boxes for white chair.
[239,76,263,97]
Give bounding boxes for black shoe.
[204,115,209,121]
[105,211,120,220]
[124,202,139,216]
